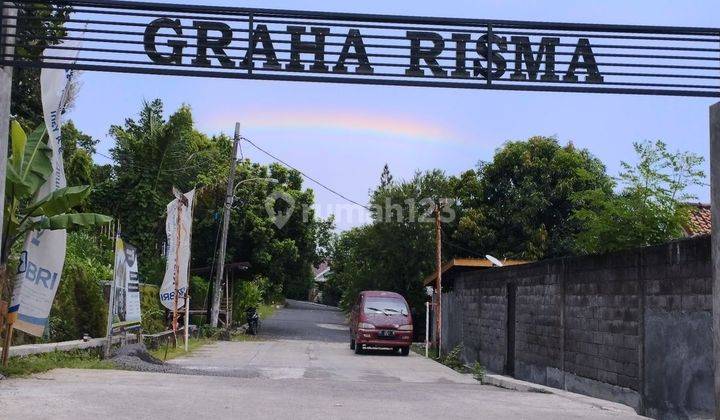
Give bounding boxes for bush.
[232,279,263,323]
[472,361,486,382]
[47,232,112,341]
[140,284,166,333]
[442,345,466,372]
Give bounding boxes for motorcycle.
[246,307,260,335]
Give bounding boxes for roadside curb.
[481,373,642,417]
[482,374,551,393]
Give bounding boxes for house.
[683,202,711,237]
[308,261,332,303]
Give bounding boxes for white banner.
[110,237,141,329]
[159,189,195,310]
[9,39,83,336]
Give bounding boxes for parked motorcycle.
[246,307,260,335]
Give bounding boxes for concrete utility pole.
[434,204,442,355]
[710,102,720,419]
[210,123,241,328]
[0,4,17,272]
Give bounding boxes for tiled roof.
[685,203,711,236]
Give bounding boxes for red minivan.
[350,291,413,356]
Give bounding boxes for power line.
[241,136,372,212]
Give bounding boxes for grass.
[148,337,216,361]
[258,303,279,320]
[0,349,113,378]
[410,343,486,382]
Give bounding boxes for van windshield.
[364,297,408,316]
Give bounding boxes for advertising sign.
[110,237,141,329]
[8,37,82,336]
[159,189,195,310]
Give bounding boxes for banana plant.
[1,120,112,276]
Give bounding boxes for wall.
[441,236,713,419]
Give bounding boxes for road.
[0,300,644,419]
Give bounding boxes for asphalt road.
[0,300,644,419]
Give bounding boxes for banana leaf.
[36,213,113,230]
[6,122,52,198]
[27,185,92,217]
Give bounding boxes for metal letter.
[333,29,374,74]
[241,24,281,70]
[191,20,235,68]
[474,33,507,80]
[144,18,187,65]
[563,38,604,83]
[405,31,447,77]
[286,26,329,72]
[510,36,560,81]
[451,33,471,78]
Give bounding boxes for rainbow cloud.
[205,109,462,144]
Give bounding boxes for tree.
[91,99,230,282]
[330,169,453,318]
[61,121,98,187]
[453,136,613,260]
[11,3,72,128]
[572,140,706,254]
[1,121,111,300]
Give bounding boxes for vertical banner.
[110,237,141,329]
[8,38,83,336]
[159,189,195,310]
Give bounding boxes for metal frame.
[0,0,718,97]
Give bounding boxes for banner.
[9,38,83,336]
[159,189,195,310]
[110,237,141,329]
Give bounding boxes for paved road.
[0,300,644,419]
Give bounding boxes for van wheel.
[354,343,363,355]
[400,347,410,356]
[350,339,355,350]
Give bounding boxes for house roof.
[684,203,711,236]
[313,261,331,282]
[423,258,529,286]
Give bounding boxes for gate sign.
[1,0,719,98]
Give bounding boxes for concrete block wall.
[441,235,713,418]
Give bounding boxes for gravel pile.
[109,343,259,378]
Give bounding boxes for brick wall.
[441,235,713,418]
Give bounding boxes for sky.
[66,0,720,231]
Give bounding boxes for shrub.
[232,279,263,323]
[442,345,466,372]
[472,362,486,382]
[47,232,112,341]
[140,284,166,334]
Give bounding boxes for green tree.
[573,140,705,254]
[453,136,613,260]
[61,121,98,187]
[91,100,230,282]
[330,169,453,317]
[11,3,71,128]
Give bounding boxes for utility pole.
[210,123,240,328]
[0,4,17,280]
[434,203,442,355]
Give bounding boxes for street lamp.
[233,177,278,194]
[231,177,278,207]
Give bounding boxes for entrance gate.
[0,0,719,416]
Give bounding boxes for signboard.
[7,34,82,337]
[110,237,141,329]
[1,0,719,98]
[159,189,195,310]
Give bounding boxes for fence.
[441,235,713,418]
